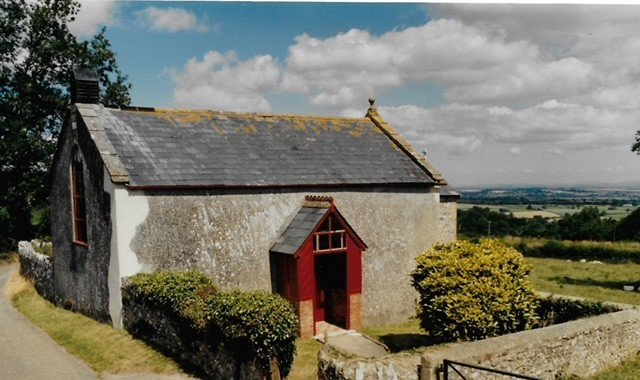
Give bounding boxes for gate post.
[421,355,444,380]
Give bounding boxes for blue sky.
[70,1,640,187]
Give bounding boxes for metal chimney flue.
[71,67,99,104]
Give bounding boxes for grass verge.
[6,271,184,375]
[288,339,323,380]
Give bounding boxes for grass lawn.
[5,270,184,376]
[526,257,640,305]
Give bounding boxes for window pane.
[331,232,346,249]
[71,147,87,244]
[318,234,330,250]
[332,218,344,232]
[318,218,330,232]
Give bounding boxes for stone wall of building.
[437,198,457,243]
[50,108,112,322]
[128,186,444,326]
[17,240,56,304]
[421,309,640,380]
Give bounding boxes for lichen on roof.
[77,103,444,188]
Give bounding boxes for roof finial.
[368,97,376,107]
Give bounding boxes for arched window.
[71,146,87,244]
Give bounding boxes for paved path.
[314,322,390,358]
[0,263,96,380]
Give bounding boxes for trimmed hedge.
[411,239,539,343]
[536,296,621,328]
[518,240,640,263]
[125,272,298,377]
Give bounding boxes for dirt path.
[0,263,97,379]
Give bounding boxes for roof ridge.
[120,107,369,122]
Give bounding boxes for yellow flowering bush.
[411,239,539,343]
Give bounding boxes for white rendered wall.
[104,168,147,328]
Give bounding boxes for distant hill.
[458,186,640,206]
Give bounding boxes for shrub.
[411,239,539,343]
[536,296,621,327]
[126,271,216,316]
[124,272,298,377]
[208,291,298,376]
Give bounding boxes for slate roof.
[76,102,446,188]
[271,207,327,255]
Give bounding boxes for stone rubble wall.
[318,309,640,380]
[17,240,57,304]
[421,309,640,380]
[317,346,420,380]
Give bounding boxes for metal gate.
[442,359,542,380]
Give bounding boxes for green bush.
[125,272,298,376]
[207,291,298,376]
[536,296,620,327]
[126,271,215,314]
[411,239,539,343]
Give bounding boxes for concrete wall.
[127,187,446,326]
[50,111,112,321]
[421,309,640,380]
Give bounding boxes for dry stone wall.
[421,309,640,380]
[318,309,640,380]
[317,347,420,380]
[18,240,56,303]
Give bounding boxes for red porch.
[271,196,367,337]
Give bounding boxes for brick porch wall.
[349,293,362,331]
[297,299,314,338]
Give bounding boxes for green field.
[459,203,637,220]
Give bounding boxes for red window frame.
[71,147,88,245]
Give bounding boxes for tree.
[633,130,640,155]
[617,208,640,241]
[0,0,131,250]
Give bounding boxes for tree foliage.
[633,130,640,155]
[458,206,630,242]
[0,0,130,250]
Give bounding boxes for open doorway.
[314,253,347,328]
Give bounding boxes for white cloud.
[378,101,638,157]
[170,51,281,111]
[137,6,208,33]
[68,1,118,37]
